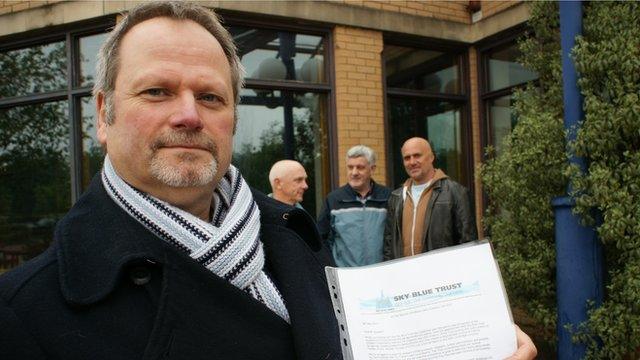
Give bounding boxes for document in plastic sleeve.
[325,240,516,360]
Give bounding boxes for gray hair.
[93,1,245,125]
[346,145,376,166]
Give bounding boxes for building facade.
[0,0,537,270]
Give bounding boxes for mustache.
[150,131,217,155]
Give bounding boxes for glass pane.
[233,89,329,217]
[79,33,108,87]
[81,97,104,190]
[0,101,71,272]
[0,41,67,98]
[487,43,538,92]
[384,45,461,94]
[388,97,467,188]
[230,26,326,83]
[487,95,517,156]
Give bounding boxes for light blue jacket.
[317,182,391,267]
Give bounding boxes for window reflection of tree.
[80,97,105,190]
[233,93,321,217]
[0,42,67,97]
[0,42,70,267]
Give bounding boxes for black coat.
[0,176,341,359]
[383,177,478,260]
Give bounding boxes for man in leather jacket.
[384,137,477,260]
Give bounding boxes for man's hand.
[505,325,537,360]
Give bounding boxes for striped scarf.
[101,156,290,323]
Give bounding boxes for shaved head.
[402,137,431,153]
[269,160,309,205]
[401,137,435,184]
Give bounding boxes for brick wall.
[333,25,387,185]
[480,0,520,19]
[0,0,60,15]
[332,0,471,24]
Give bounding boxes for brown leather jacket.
[383,177,478,260]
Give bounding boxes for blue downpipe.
[554,2,603,359]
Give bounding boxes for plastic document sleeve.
[325,240,516,360]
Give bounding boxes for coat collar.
[56,175,325,304]
[343,180,387,201]
[56,175,169,305]
[401,169,448,201]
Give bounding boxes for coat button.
[282,212,289,220]
[129,266,151,286]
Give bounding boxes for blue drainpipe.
[553,1,603,358]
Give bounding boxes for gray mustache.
[150,131,217,154]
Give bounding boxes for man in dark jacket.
[0,3,538,359]
[318,145,391,267]
[0,2,340,359]
[384,137,477,260]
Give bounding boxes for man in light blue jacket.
[317,145,391,267]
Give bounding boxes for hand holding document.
[326,241,517,360]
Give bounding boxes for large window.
[228,24,332,216]
[480,37,538,156]
[384,42,471,189]
[0,22,112,272]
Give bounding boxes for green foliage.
[482,1,640,357]
[0,43,72,255]
[570,2,640,359]
[480,0,565,345]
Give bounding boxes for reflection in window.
[0,41,67,98]
[0,25,109,272]
[482,40,538,158]
[79,33,108,87]
[0,101,70,271]
[230,26,325,83]
[487,43,537,92]
[81,97,104,190]
[487,95,517,156]
[234,89,328,217]
[388,97,465,187]
[384,45,461,94]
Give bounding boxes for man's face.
[401,139,435,184]
[97,17,235,193]
[346,156,374,193]
[277,165,308,205]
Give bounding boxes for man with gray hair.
[0,2,340,359]
[318,145,391,267]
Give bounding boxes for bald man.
[269,160,309,208]
[383,137,477,260]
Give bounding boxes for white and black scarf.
[101,156,290,323]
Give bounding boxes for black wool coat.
[0,176,341,360]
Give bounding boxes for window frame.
[382,32,473,190]
[0,16,116,203]
[220,12,338,194]
[477,24,538,160]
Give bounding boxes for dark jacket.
[0,176,341,360]
[383,177,477,260]
[317,182,391,267]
